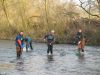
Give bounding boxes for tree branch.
[1,0,11,26]
[79,0,100,18]
[97,0,100,3]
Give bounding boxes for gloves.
[78,41,81,45]
[49,43,51,45]
[20,45,23,49]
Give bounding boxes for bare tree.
[44,0,49,26]
[79,0,100,18]
[1,0,11,26]
[97,0,100,13]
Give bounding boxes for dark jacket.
[74,32,84,44]
[44,34,54,44]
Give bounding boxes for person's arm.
[74,32,80,44]
[44,35,47,41]
[17,38,23,49]
[53,36,55,43]
[17,39,22,47]
[17,39,21,45]
[79,33,83,40]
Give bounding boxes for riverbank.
[0,18,100,46]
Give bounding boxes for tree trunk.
[45,0,49,26]
[1,0,11,26]
[97,0,100,13]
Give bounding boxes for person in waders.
[25,36,33,51]
[75,29,86,52]
[44,30,55,55]
[15,32,24,58]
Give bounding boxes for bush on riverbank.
[0,18,100,46]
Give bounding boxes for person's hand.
[44,39,46,41]
[20,45,23,49]
[50,43,51,45]
[78,41,81,45]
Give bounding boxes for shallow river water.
[0,40,100,75]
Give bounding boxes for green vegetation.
[0,0,100,45]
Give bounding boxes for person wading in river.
[44,30,55,55]
[75,29,86,52]
[15,32,24,58]
[25,36,33,51]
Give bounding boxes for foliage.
[0,0,100,45]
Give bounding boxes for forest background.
[0,0,100,45]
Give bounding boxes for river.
[0,40,100,75]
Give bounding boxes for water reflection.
[15,58,24,71]
[47,55,54,62]
[76,52,85,64]
[0,40,100,75]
